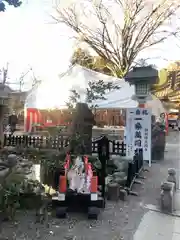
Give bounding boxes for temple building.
[152,61,180,110]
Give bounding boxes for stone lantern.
[125,66,159,104]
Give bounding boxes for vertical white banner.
[126,109,135,160]
[126,108,152,166]
[141,108,151,165]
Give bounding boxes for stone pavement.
[133,131,180,240]
[133,211,180,240]
[1,131,180,240]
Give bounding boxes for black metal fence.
[3,134,143,194]
[126,148,143,190]
[3,134,126,156]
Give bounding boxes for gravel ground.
[0,131,178,240]
[0,199,145,240]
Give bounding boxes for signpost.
[126,107,152,166]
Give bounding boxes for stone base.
[119,189,127,201]
[160,181,175,214]
[107,183,120,201]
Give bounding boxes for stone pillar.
[68,103,95,155]
[160,181,175,213]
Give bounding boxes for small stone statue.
[4,124,12,135]
[66,156,92,193]
[67,156,85,192]
[167,168,176,190]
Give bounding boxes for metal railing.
[3,134,126,156]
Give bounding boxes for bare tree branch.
[54,0,180,77]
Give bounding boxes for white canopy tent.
[24,65,166,132]
[146,96,166,117]
[90,85,138,109]
[24,64,165,115]
[24,65,138,110]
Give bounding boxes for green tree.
[0,0,22,11]
[71,47,114,75]
[55,0,180,78]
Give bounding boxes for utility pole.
[19,68,32,92]
[3,62,9,85]
[0,62,9,85]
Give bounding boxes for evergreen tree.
[0,0,22,11]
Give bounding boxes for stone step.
[133,210,179,240]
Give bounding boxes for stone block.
[7,154,17,167]
[160,181,175,213]
[113,171,127,186]
[0,168,10,183]
[167,168,176,190]
[119,189,127,201]
[107,183,120,201]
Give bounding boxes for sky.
[0,0,75,90]
[0,0,180,91]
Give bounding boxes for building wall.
[25,108,125,127]
[95,109,125,126]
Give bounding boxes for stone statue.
[67,156,92,193]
